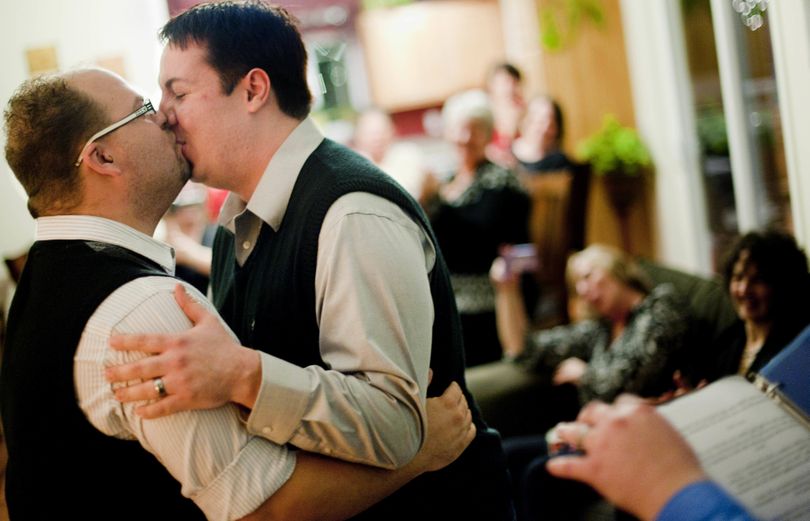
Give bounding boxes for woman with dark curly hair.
[703,230,810,381]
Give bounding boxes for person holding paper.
[546,395,754,521]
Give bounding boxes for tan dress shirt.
[218,118,436,469]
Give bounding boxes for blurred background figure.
[352,107,426,198]
[512,95,573,175]
[486,62,526,169]
[421,89,530,368]
[683,229,810,386]
[493,243,688,415]
[205,187,229,223]
[0,171,33,348]
[492,243,690,520]
[161,182,216,294]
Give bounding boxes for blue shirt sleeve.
[656,481,755,521]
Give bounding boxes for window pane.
[680,0,790,269]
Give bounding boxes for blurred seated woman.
[511,95,573,175]
[493,244,690,520]
[693,230,810,384]
[492,243,688,408]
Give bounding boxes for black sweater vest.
[0,240,204,520]
[211,140,514,520]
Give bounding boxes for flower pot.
[603,172,643,218]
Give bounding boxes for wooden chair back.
[520,164,591,322]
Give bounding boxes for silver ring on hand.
[153,377,168,399]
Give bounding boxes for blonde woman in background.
[492,243,690,520]
[492,243,688,407]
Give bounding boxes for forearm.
[242,452,423,521]
[494,280,529,358]
[78,279,296,521]
[248,354,424,468]
[279,196,433,467]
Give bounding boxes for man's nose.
[159,100,177,127]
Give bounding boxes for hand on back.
[106,284,260,418]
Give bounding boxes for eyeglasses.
[74,99,156,167]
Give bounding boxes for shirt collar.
[218,117,324,232]
[35,215,175,275]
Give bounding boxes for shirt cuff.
[656,480,752,521]
[245,352,313,444]
[193,438,296,521]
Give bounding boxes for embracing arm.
[77,278,294,520]
[255,193,433,468]
[107,194,435,470]
[81,277,473,519]
[246,381,474,521]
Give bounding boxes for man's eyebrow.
[163,78,181,90]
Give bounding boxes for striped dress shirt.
[37,215,295,521]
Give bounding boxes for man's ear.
[82,142,122,177]
[242,68,271,112]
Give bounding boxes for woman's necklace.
[738,336,764,376]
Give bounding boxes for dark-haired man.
[0,68,473,520]
[106,2,514,519]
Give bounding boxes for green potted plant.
[577,114,651,211]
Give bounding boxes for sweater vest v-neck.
[0,240,204,520]
[211,139,514,520]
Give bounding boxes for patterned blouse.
[428,160,530,313]
[518,284,689,403]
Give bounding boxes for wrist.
[231,347,262,409]
[635,469,706,521]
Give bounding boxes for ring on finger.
[153,377,168,399]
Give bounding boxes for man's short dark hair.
[161,1,312,119]
[4,74,108,217]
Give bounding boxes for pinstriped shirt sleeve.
[74,276,296,521]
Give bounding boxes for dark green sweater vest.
[211,140,514,520]
[0,240,204,520]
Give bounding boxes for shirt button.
[242,241,251,250]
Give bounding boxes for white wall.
[0,0,169,263]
